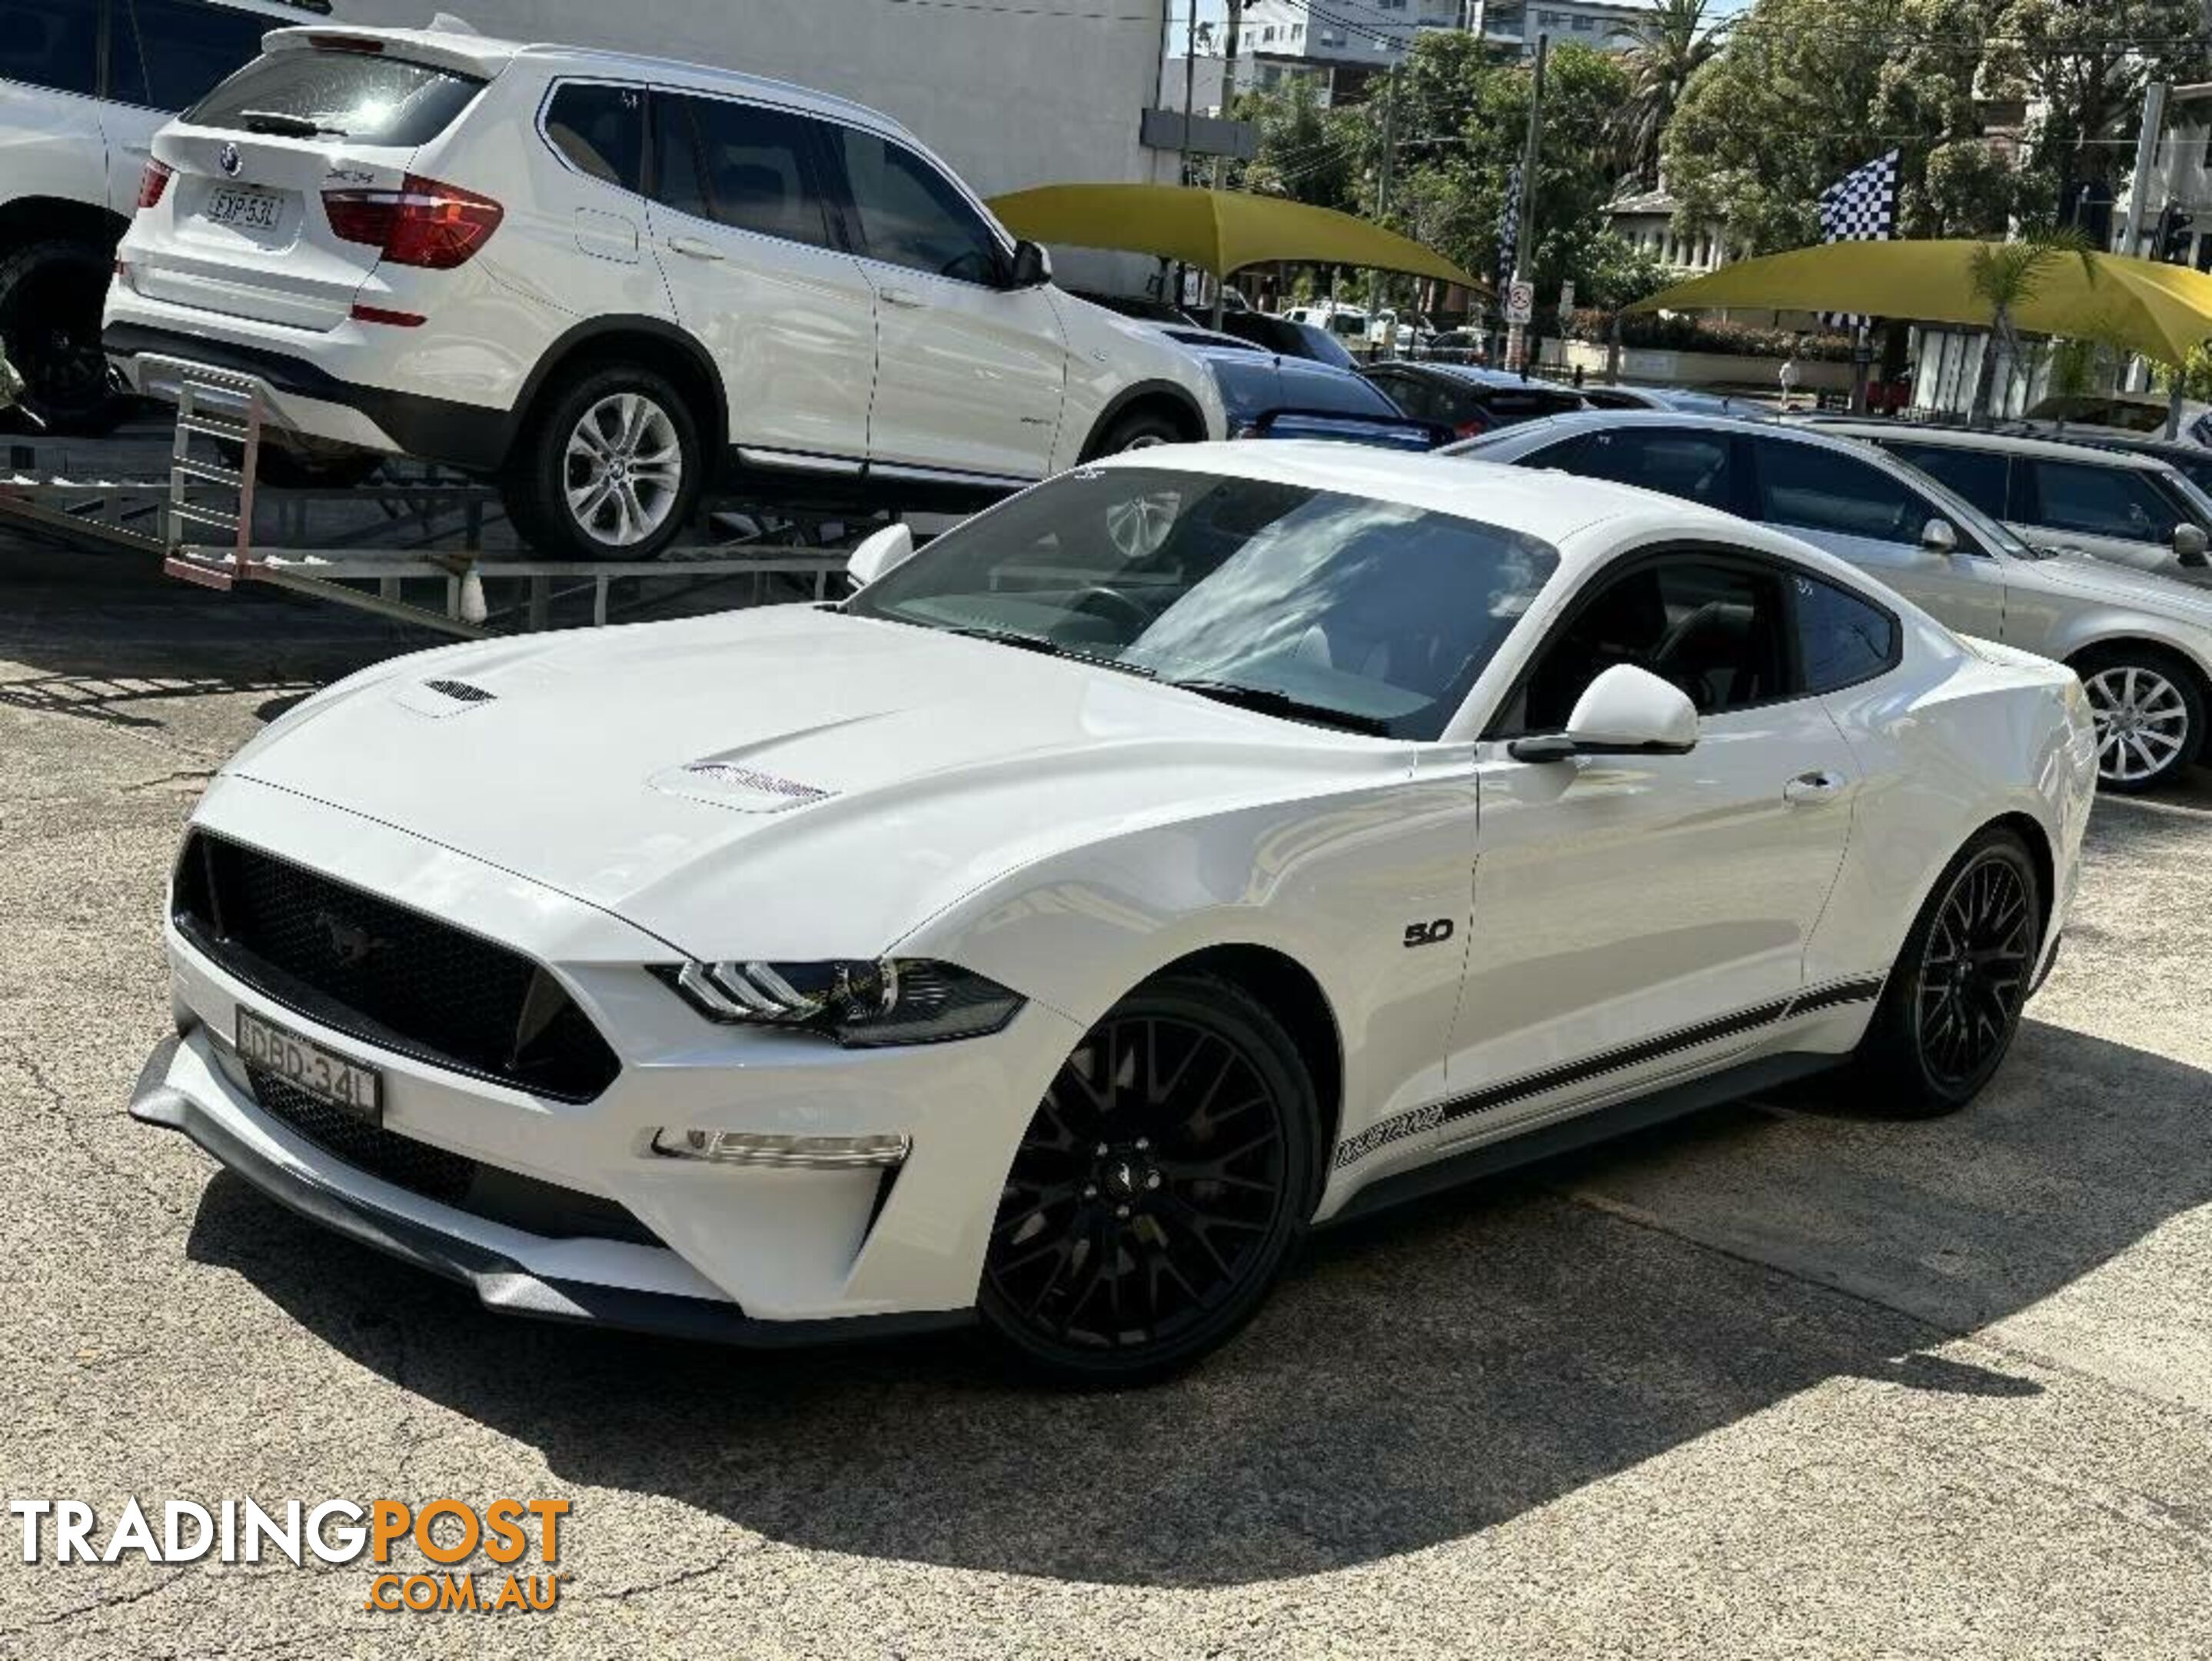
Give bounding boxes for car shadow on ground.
[180,1020,2208,1589]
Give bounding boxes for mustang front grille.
[174,831,621,1103]
[247,1070,660,1247]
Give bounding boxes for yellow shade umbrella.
[1630,239,2212,364]
[987,182,1483,291]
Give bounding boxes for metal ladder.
[163,366,262,590]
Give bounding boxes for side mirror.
[846,522,914,588]
[2174,522,2210,568]
[1006,239,1053,290]
[1509,664,1700,763]
[1921,517,1958,554]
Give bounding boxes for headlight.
[649,958,1025,1046]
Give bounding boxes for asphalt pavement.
[3,530,2210,1659]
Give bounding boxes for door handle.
[1783,769,1849,805]
[664,235,725,261]
[880,287,926,309]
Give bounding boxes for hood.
[2022,551,2212,626]
[230,607,1399,960]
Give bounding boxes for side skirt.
[1323,1050,1841,1226]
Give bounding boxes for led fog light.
[650,1128,913,1169]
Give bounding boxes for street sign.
[1557,280,1575,315]
[1505,280,1534,326]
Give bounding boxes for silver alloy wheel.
[563,393,684,548]
[2084,664,2191,784]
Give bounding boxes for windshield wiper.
[945,626,1155,677]
[1165,679,1392,737]
[238,110,349,138]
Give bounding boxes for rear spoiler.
[261,23,519,79]
[1242,409,1455,452]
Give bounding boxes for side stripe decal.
[1333,974,1888,1170]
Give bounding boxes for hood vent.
[395,677,499,718]
[650,758,834,814]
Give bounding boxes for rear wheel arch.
[505,318,727,470]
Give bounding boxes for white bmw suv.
[105,22,1226,558]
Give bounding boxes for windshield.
[844,467,1560,740]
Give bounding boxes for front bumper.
[141,776,1085,1336]
[131,1036,963,1348]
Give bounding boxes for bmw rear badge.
[219,143,242,178]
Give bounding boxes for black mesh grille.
[251,1068,477,1204]
[175,832,620,1102]
[246,1069,661,1246]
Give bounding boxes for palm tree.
[1621,0,1720,188]
[1968,228,2096,424]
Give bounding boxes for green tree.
[1967,228,2095,420]
[1234,77,1359,211]
[1620,0,1723,188]
[1661,0,1980,251]
[1985,0,2212,208]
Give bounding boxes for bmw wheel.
[2074,647,2203,794]
[1848,827,2041,1117]
[980,974,1315,1385]
[503,365,701,562]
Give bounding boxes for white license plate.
[236,1009,382,1122]
[205,187,284,232]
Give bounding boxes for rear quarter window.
[1793,571,1900,692]
[114,0,276,111]
[187,48,486,147]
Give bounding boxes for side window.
[1793,571,1899,693]
[1883,441,2008,519]
[656,95,837,250]
[1570,427,1739,511]
[1507,557,1792,733]
[544,83,645,193]
[0,0,98,97]
[1753,437,1931,545]
[1371,371,1439,422]
[831,128,1000,282]
[2027,459,2182,541]
[117,0,275,111]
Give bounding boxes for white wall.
[341,0,1174,201]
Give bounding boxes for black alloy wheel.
[980,974,1314,1384]
[1851,827,2041,1117]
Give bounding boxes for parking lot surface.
[4,534,2210,1659]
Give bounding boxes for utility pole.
[1505,33,1546,374]
[2121,80,2169,260]
[1176,0,1198,311]
[1365,63,1400,345]
[1209,0,1243,327]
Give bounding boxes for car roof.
[267,24,915,143]
[1815,419,2174,471]
[1382,362,1558,389]
[1085,439,1754,552]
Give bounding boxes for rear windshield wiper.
[238,110,349,138]
[1165,679,1392,736]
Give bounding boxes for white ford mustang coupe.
[132,444,2097,1382]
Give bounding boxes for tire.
[500,364,702,561]
[2073,645,2204,794]
[1089,405,1186,458]
[979,972,1316,1386]
[1846,827,2042,1119]
[215,436,385,491]
[0,238,135,435]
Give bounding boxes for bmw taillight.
[137,160,175,211]
[323,175,504,269]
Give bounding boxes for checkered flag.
[1818,148,1898,328]
[1495,165,1522,296]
